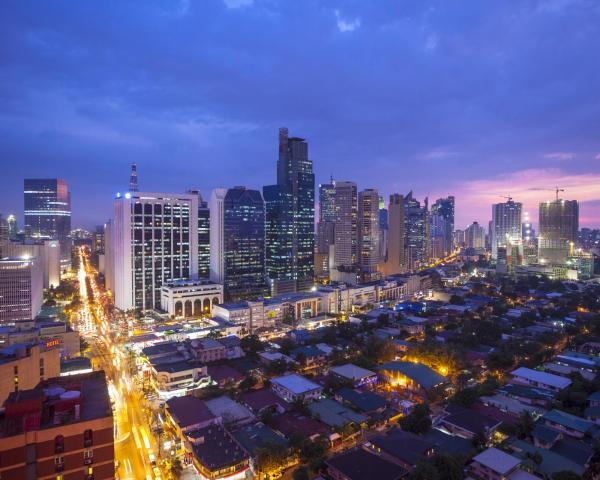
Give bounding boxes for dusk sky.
[1,0,600,230]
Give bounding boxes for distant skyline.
[1,1,600,229]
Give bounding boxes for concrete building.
[160,279,223,318]
[111,191,198,311]
[465,221,486,249]
[333,181,358,269]
[538,198,579,266]
[0,371,114,480]
[271,373,323,403]
[0,319,80,358]
[381,194,405,275]
[0,257,43,324]
[0,239,60,288]
[358,189,380,280]
[491,198,522,259]
[404,192,429,271]
[0,342,61,406]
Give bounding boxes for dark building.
[24,179,71,270]
[404,191,429,271]
[317,180,336,255]
[263,127,315,295]
[431,196,454,258]
[224,187,267,300]
[188,190,211,279]
[539,198,579,265]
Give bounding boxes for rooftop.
[326,447,407,480]
[231,423,288,454]
[330,363,376,381]
[166,396,216,429]
[271,373,321,395]
[336,388,386,413]
[188,424,248,471]
[511,367,572,390]
[378,361,448,389]
[307,398,367,428]
[472,447,521,474]
[543,409,595,434]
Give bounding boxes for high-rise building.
[0,215,8,244]
[465,222,486,249]
[358,189,380,278]
[538,198,579,265]
[0,257,43,323]
[103,220,114,296]
[333,181,358,269]
[379,197,388,262]
[24,179,71,271]
[1,240,60,289]
[188,190,210,279]
[264,128,315,294]
[112,191,198,311]
[404,191,429,270]
[210,187,266,300]
[7,214,17,240]
[431,196,455,257]
[129,163,139,192]
[491,198,522,259]
[317,180,336,256]
[381,194,405,275]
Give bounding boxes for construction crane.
[499,195,513,202]
[554,186,564,201]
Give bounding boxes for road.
[75,247,160,480]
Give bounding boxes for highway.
[75,247,160,480]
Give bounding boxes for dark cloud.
[1,0,599,227]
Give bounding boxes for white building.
[111,191,198,311]
[161,279,223,318]
[358,189,380,277]
[271,373,323,403]
[491,199,522,259]
[511,367,572,392]
[0,257,43,324]
[333,181,358,269]
[209,188,227,284]
[0,240,60,289]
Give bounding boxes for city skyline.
[1,1,600,228]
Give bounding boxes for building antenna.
[129,163,138,192]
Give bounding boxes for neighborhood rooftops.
[378,361,448,389]
[330,363,376,381]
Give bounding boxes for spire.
[129,163,138,192]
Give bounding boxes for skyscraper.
[264,128,315,294]
[7,214,17,240]
[382,194,405,275]
[188,190,210,279]
[0,215,8,244]
[431,196,455,257]
[358,189,380,279]
[129,163,138,192]
[210,187,267,300]
[24,179,71,270]
[379,196,388,263]
[0,257,43,324]
[317,180,336,255]
[404,191,429,270]
[112,191,198,311]
[538,198,579,265]
[333,181,358,269]
[465,221,486,249]
[491,198,522,259]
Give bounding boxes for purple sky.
[1,0,600,230]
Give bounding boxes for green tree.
[516,411,534,439]
[399,403,431,435]
[410,461,440,480]
[432,453,465,480]
[553,472,581,480]
[292,466,310,480]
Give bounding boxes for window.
[83,429,93,447]
[84,450,93,459]
[54,435,64,454]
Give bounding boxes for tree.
[410,461,440,480]
[516,411,534,439]
[400,403,431,435]
[449,295,465,305]
[292,466,310,480]
[432,453,465,480]
[239,375,257,392]
[240,335,264,358]
[255,443,289,474]
[168,457,184,479]
[553,472,581,480]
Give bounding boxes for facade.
[491,198,522,259]
[431,196,454,258]
[1,320,80,359]
[102,220,114,296]
[24,178,71,271]
[404,192,429,271]
[333,181,358,269]
[160,279,223,318]
[465,221,486,249]
[538,198,579,265]
[0,342,61,409]
[264,128,315,295]
[511,367,571,392]
[210,187,266,301]
[1,239,60,289]
[0,371,114,480]
[358,189,380,279]
[188,190,211,279]
[382,194,405,275]
[317,180,336,258]
[0,257,43,324]
[111,191,198,311]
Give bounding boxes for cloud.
[223,0,253,9]
[542,152,576,161]
[595,153,600,160]
[334,10,361,32]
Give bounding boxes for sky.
[1,0,600,230]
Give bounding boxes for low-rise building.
[510,367,572,392]
[0,371,114,480]
[469,447,522,480]
[150,360,210,400]
[377,361,448,392]
[271,373,323,403]
[330,364,378,389]
[189,338,226,363]
[326,446,407,480]
[160,279,223,318]
[0,319,80,358]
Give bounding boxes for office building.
[429,213,447,260]
[264,128,315,294]
[24,178,72,271]
[0,371,114,480]
[317,180,336,255]
[539,198,579,265]
[187,190,211,279]
[431,196,455,257]
[1,239,60,289]
[0,214,8,244]
[210,187,266,301]
[491,198,522,259]
[0,257,43,324]
[465,222,486,249]
[358,189,380,279]
[333,181,358,269]
[379,197,388,262]
[112,191,198,311]
[103,220,114,296]
[381,194,405,275]
[404,191,429,270]
[7,214,17,240]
